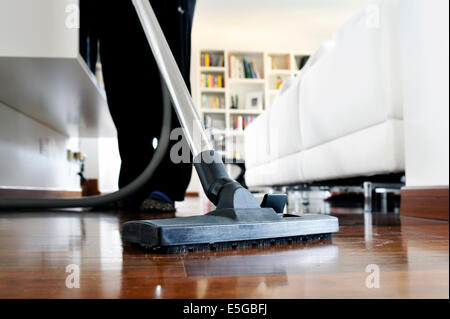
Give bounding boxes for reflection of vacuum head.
[180,243,339,277]
[122,0,338,253]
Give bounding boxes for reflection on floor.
[0,195,448,298]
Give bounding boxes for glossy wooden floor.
[0,197,448,299]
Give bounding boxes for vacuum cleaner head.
[122,207,339,254]
[122,152,339,254]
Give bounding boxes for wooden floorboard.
[401,186,449,221]
[0,198,448,298]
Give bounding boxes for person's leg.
[143,0,196,202]
[97,0,195,207]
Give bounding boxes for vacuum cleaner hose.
[0,81,172,209]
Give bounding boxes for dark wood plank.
[0,199,448,298]
[401,186,449,221]
[81,179,100,197]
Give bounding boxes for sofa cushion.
[299,0,403,150]
[247,120,404,187]
[244,109,271,168]
[246,151,304,187]
[268,75,303,159]
[301,120,404,182]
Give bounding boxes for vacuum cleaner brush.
[122,209,338,254]
[121,0,339,253]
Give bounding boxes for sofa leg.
[363,182,373,212]
[281,186,289,215]
[381,191,388,213]
[286,185,311,215]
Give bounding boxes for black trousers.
[81,0,195,204]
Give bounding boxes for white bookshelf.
[196,49,308,160]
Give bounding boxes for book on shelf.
[200,53,225,67]
[201,95,225,109]
[229,55,260,79]
[243,57,251,78]
[232,115,256,131]
[250,61,260,78]
[296,55,310,70]
[217,55,224,67]
[285,54,291,70]
[201,73,225,89]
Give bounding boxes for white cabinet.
[0,0,115,137]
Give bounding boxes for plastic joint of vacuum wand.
[193,150,287,213]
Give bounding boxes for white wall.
[79,138,99,180]
[0,102,81,191]
[79,137,121,194]
[0,0,78,58]
[400,0,449,187]
[97,138,121,193]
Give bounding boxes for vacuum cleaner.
[0,0,338,254]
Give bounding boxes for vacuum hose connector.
[194,150,259,209]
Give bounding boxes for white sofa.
[245,0,405,187]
